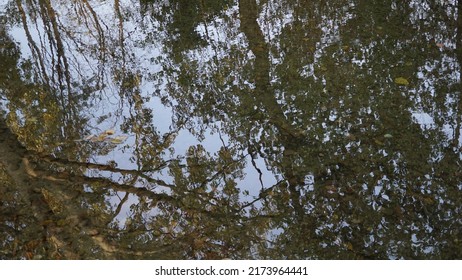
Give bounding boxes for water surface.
[0,0,461,259]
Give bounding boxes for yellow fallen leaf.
[97,133,108,141]
[110,135,128,144]
[394,77,409,86]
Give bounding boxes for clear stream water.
[0,0,461,259]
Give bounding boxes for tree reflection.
[0,0,461,259]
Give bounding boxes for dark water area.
[0,0,461,259]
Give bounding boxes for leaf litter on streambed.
[76,129,129,144]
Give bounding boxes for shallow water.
[0,0,461,259]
